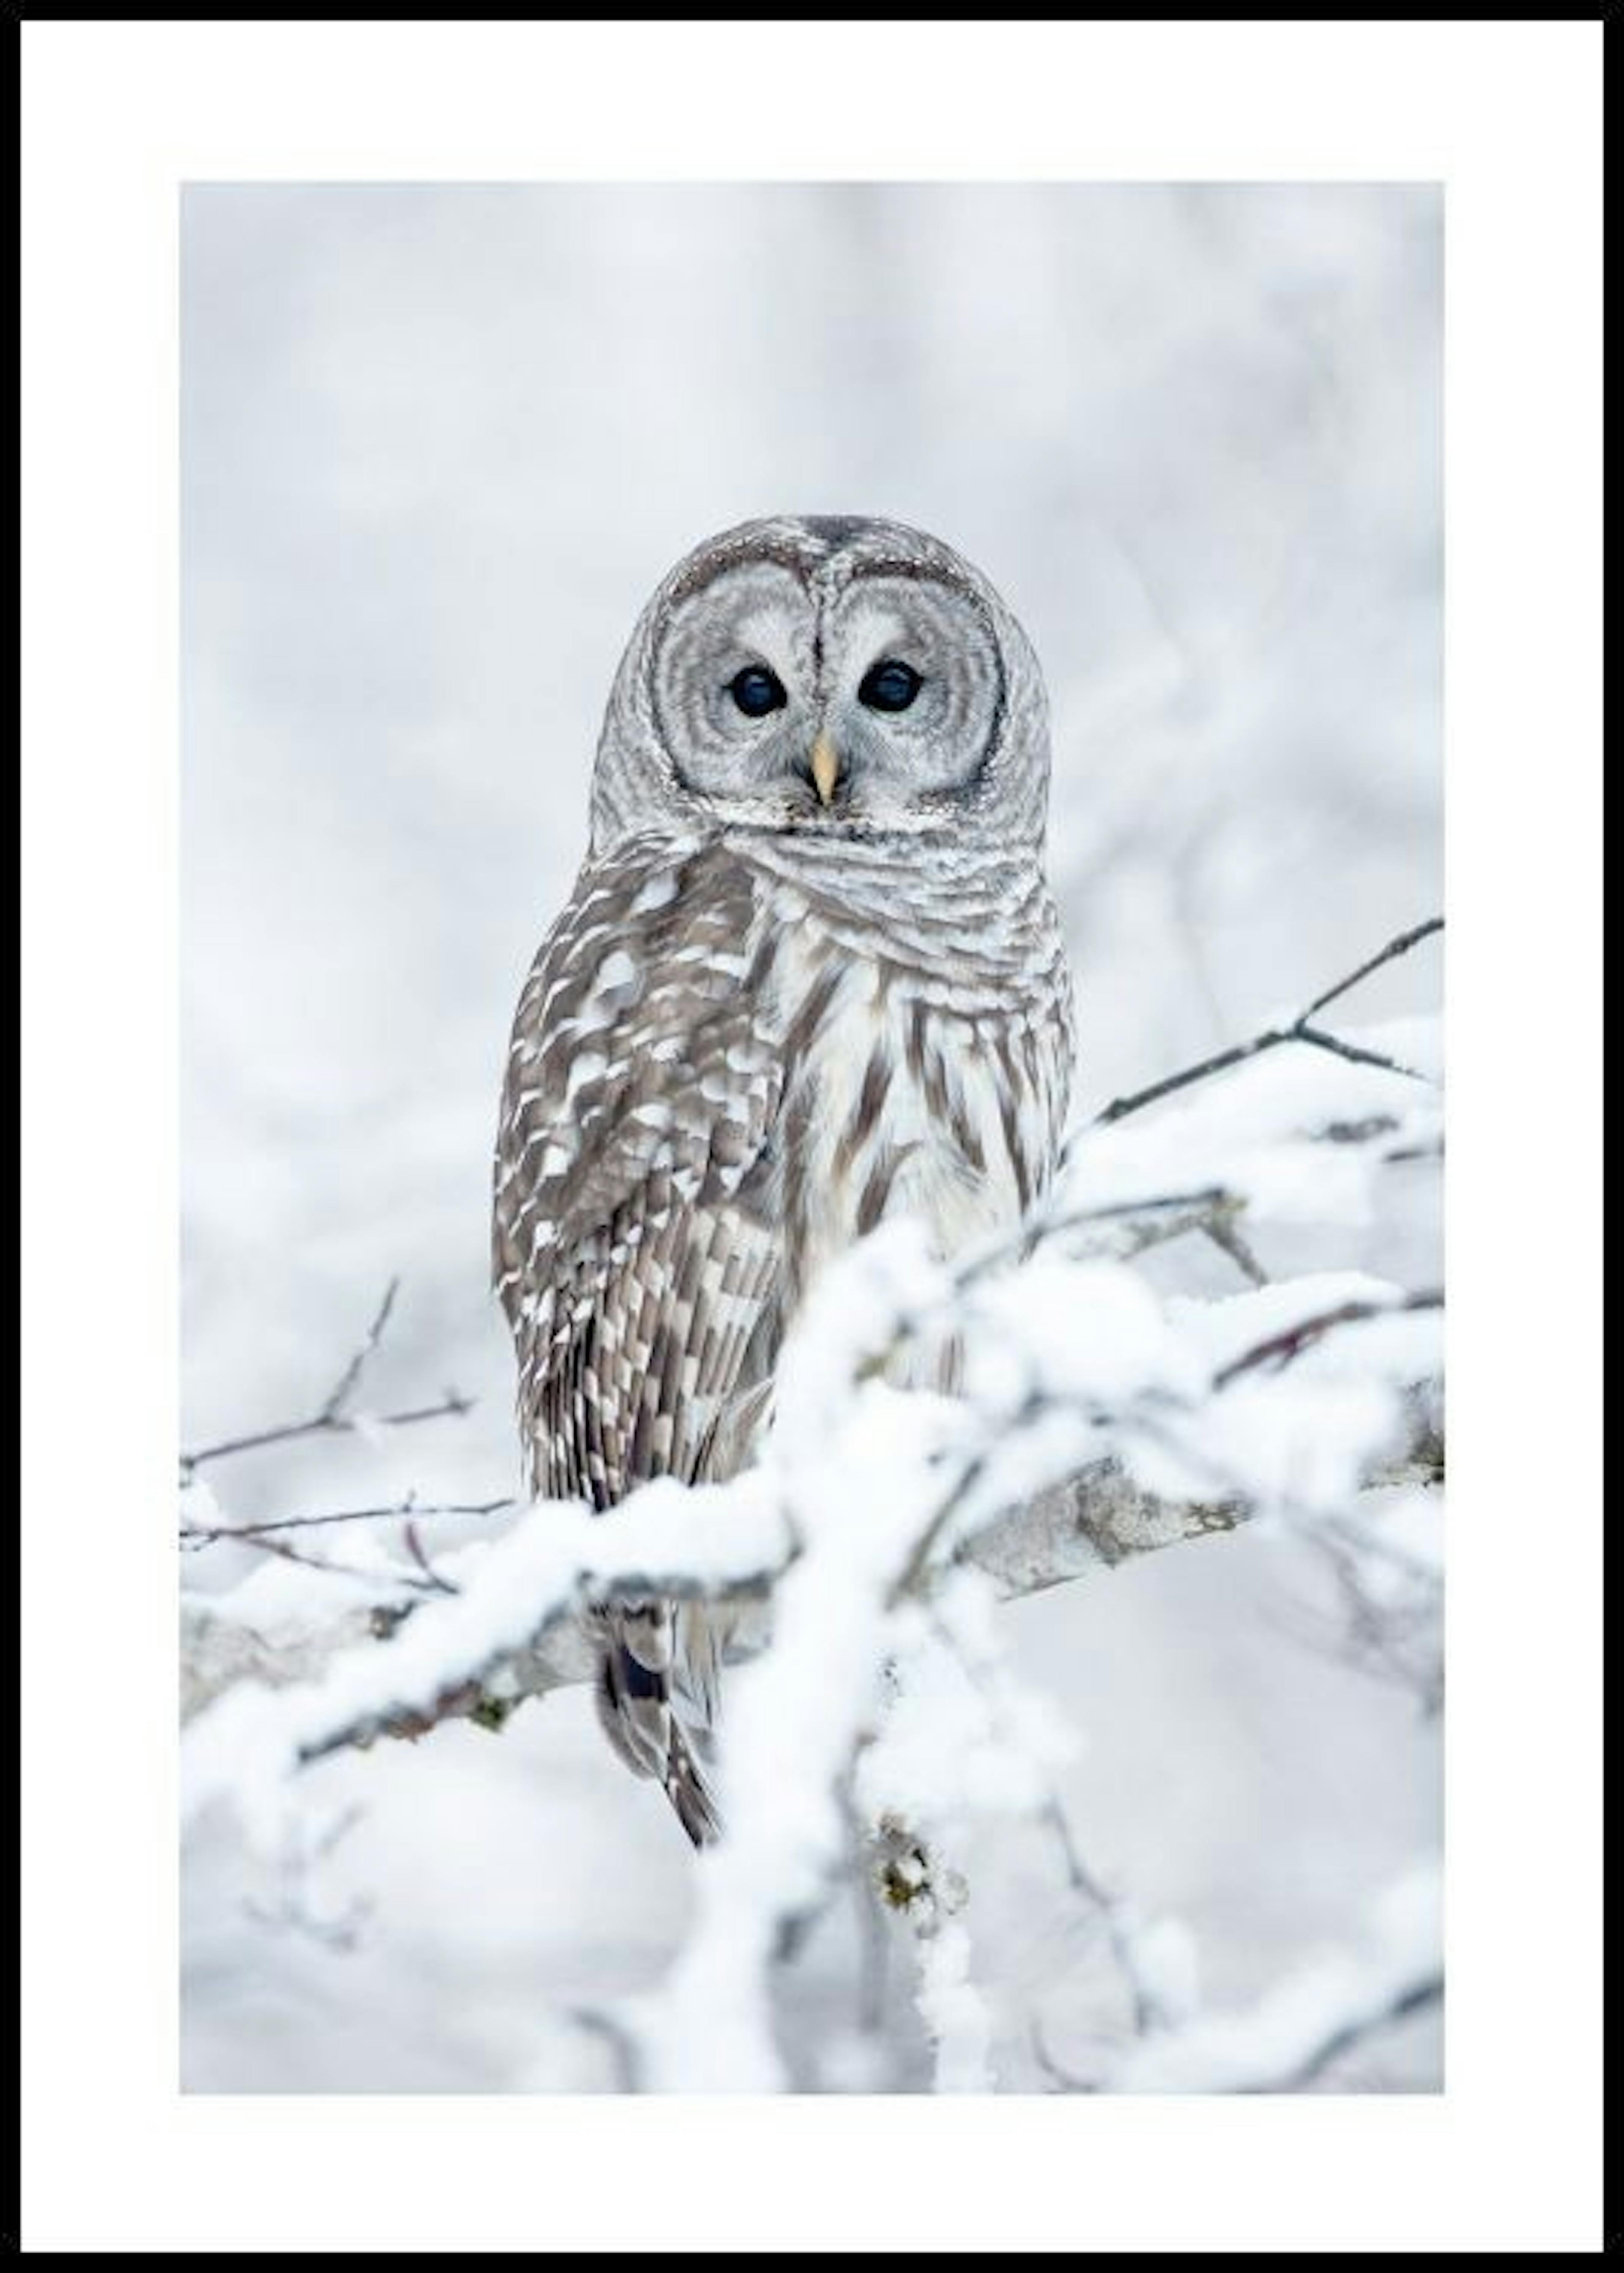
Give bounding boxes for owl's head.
[588,517,1051,855]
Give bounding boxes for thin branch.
[1293,1023,1424,1077]
[967,1097,1432,1333]
[1092,915,1442,1128]
[180,1495,515,1548]
[1385,1137,1446,1166]
[1212,1289,1443,1391]
[400,1520,458,1598]
[1036,1968,1443,2096]
[1265,1974,1443,2093]
[180,1389,474,1476]
[1038,1798,1169,2039]
[1201,1212,1269,1288]
[242,1802,373,1953]
[927,1616,1177,2045]
[179,1278,476,1476]
[886,1410,1019,1608]
[1094,1033,1284,1128]
[213,1523,456,1599]
[319,1277,400,1423]
[1298,915,1444,1024]
[1273,1520,1445,1716]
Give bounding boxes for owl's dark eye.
[858,659,923,713]
[728,665,787,718]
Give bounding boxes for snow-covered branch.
[183,1479,794,1827]
[180,918,1444,2094]
[180,1308,1442,1743]
[1096,1864,1443,2094]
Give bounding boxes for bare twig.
[1272,1523,1445,1716]
[1212,1289,1443,1391]
[1292,1023,1421,1076]
[208,1523,455,1599]
[400,1520,458,1598]
[1297,916,1445,1024]
[1092,915,1442,1129]
[1201,1211,1269,1288]
[179,1279,475,1477]
[957,1186,1232,1292]
[1037,1798,1173,2039]
[179,1391,474,1475]
[886,1411,1018,1608]
[320,1278,400,1423]
[934,1087,1434,1342]
[242,1800,374,1953]
[180,1495,516,1549]
[916,1600,1177,2045]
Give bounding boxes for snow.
[184,1474,793,1828]
[1059,1021,1443,1235]
[181,1042,1445,2089]
[184,1160,1439,2092]
[183,1066,1444,2090]
[1107,1862,1441,2092]
[914,1921,994,2093]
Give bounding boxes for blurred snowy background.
[181,183,1441,2091]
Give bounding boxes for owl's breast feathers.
[495,829,1073,1505]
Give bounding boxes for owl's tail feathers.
[595,1602,724,1848]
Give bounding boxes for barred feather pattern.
[494,823,1073,1844]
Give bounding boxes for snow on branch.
[629,1243,1440,2086]
[181,1347,1440,1742]
[183,1477,794,1833]
[1095,1863,1443,2093]
[180,915,1444,2092]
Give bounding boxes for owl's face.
[649,552,1004,830]
[590,517,1051,853]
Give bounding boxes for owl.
[493,516,1075,1844]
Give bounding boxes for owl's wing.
[493,836,784,1841]
[494,834,784,1504]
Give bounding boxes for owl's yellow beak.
[809,732,842,808]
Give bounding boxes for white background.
[21,18,1602,2253]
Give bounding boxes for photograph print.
[181,181,1444,2095]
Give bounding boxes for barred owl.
[493,516,1074,1843]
